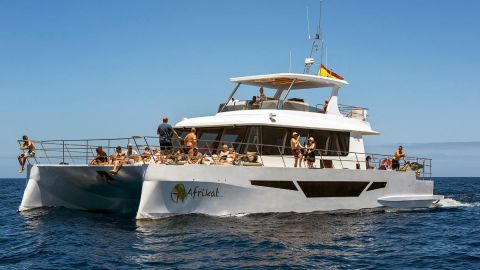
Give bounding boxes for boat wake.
[436,198,480,208]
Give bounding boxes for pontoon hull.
[136,165,441,219]
[19,164,145,213]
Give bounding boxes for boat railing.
[218,100,368,120]
[338,104,368,120]
[19,136,432,180]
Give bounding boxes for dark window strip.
[297,181,369,198]
[366,182,387,191]
[250,180,298,191]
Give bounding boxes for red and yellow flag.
[318,65,344,80]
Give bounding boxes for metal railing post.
[40,142,50,164]
[355,152,360,169]
[338,152,344,169]
[132,136,145,164]
[86,140,89,165]
[278,146,286,167]
[143,136,156,163]
[62,140,65,164]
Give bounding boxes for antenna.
[306,7,311,40]
[303,0,324,74]
[289,50,292,72]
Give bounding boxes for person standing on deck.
[290,132,303,168]
[157,116,179,155]
[392,145,405,171]
[183,128,197,153]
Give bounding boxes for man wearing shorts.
[157,116,179,154]
[17,135,35,173]
[392,145,405,171]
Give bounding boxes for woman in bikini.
[305,137,316,169]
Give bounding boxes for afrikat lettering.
[171,183,221,203]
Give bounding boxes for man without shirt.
[18,135,35,173]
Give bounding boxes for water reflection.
[133,209,386,267]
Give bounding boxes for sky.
[1,0,479,177]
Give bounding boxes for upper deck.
[230,73,349,89]
[214,73,369,126]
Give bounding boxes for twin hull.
[19,164,438,218]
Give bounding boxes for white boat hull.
[19,164,442,217]
[136,164,439,219]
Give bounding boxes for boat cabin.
[175,73,377,169]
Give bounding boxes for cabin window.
[309,130,350,157]
[175,128,190,140]
[261,127,287,155]
[244,127,260,153]
[221,127,248,152]
[197,128,223,153]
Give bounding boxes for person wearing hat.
[305,137,316,169]
[187,147,203,164]
[290,132,303,168]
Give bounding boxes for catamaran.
[18,5,443,218]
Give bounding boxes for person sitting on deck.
[152,147,162,163]
[110,146,126,175]
[170,149,186,164]
[290,132,303,168]
[17,135,36,173]
[249,96,260,109]
[226,147,237,165]
[305,137,316,169]
[365,156,375,170]
[322,99,329,113]
[125,144,139,164]
[183,128,197,153]
[258,87,267,101]
[188,147,203,164]
[400,161,412,171]
[90,146,108,165]
[219,144,230,164]
[379,157,392,170]
[141,147,152,163]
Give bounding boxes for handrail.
[17,136,432,180]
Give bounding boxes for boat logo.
[171,184,188,203]
[170,183,221,203]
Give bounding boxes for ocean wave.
[436,198,480,208]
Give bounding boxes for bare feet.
[109,170,117,175]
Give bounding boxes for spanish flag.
[318,65,344,80]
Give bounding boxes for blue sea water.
[1,178,479,270]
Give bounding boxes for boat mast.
[303,0,324,74]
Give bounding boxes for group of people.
[290,131,317,169]
[249,87,269,109]
[87,117,255,175]
[366,146,410,171]
[17,124,414,175]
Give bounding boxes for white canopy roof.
[230,73,348,90]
